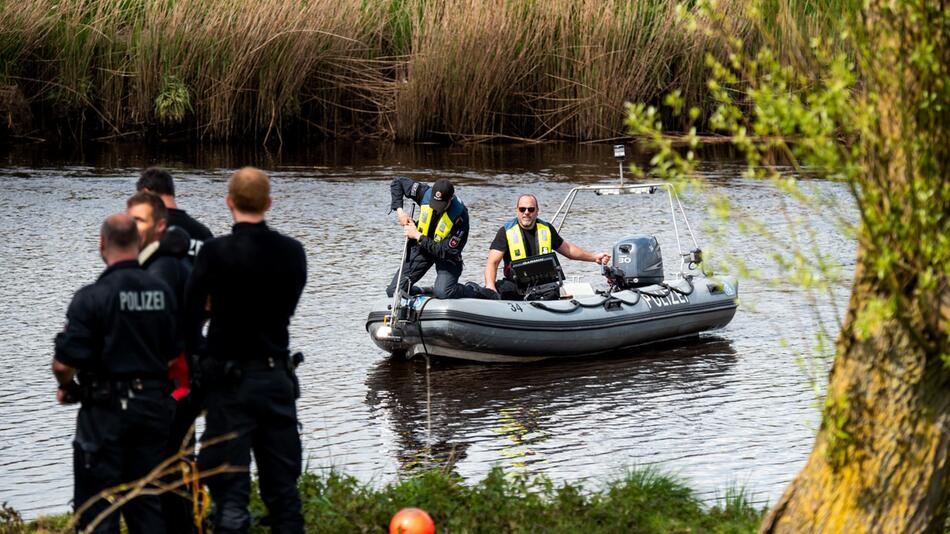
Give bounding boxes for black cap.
[429,178,455,212]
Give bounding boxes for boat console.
[510,253,564,300]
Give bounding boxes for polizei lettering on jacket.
[641,292,689,309]
[119,290,166,312]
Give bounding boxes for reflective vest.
[504,218,552,261]
[416,190,464,243]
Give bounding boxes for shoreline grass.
[3,467,765,533]
[0,0,851,144]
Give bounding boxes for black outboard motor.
[604,235,664,289]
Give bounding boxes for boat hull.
[366,277,738,362]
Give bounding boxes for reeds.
[0,0,849,143]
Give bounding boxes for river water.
[0,142,855,518]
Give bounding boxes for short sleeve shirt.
[489,223,564,267]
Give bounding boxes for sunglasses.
[517,206,537,213]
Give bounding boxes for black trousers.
[386,248,478,299]
[162,393,201,534]
[73,390,171,534]
[199,367,303,534]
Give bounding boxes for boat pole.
[390,204,416,330]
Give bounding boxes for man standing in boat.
[388,177,492,299]
[484,193,610,299]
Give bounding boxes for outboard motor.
[604,235,664,289]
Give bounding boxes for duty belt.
[241,356,291,372]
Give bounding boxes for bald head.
[99,213,140,265]
[228,167,271,215]
[101,214,140,252]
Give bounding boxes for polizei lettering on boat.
[640,292,689,309]
[118,290,166,312]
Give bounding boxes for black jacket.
[54,260,178,379]
[390,177,469,262]
[167,208,213,261]
[140,236,192,353]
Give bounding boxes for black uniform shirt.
[490,223,565,276]
[389,177,469,262]
[184,221,307,362]
[167,208,213,261]
[141,243,192,351]
[54,260,178,378]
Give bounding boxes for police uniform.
[386,177,483,299]
[184,221,306,534]
[54,260,178,534]
[139,227,196,534]
[167,208,213,261]
[488,218,564,299]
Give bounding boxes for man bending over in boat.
[388,177,494,299]
[484,193,610,300]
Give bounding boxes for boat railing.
[549,182,702,277]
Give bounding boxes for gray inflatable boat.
[367,150,738,363]
[366,275,737,362]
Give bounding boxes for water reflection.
[366,337,737,475]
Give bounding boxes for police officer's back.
[53,214,177,534]
[185,167,306,534]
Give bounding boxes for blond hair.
[228,167,271,214]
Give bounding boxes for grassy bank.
[4,467,763,533]
[0,0,849,144]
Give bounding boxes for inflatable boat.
[367,150,738,362]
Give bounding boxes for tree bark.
[760,255,950,533]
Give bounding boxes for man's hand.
[594,252,610,265]
[396,207,411,227]
[404,224,422,241]
[57,382,81,405]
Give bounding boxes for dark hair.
[126,191,167,223]
[100,214,139,251]
[136,167,175,197]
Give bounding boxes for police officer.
[484,194,610,299]
[387,177,490,299]
[127,191,196,534]
[137,167,213,260]
[53,214,177,534]
[184,167,306,534]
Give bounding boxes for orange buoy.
[389,507,436,534]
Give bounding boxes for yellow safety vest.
[505,220,552,261]
[417,205,454,243]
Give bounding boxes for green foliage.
[154,75,192,125]
[244,467,764,533]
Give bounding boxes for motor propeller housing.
[604,235,664,289]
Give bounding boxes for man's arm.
[390,177,428,224]
[52,359,75,387]
[556,241,610,265]
[53,290,99,404]
[484,249,505,291]
[183,247,212,356]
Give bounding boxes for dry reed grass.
[0,0,846,143]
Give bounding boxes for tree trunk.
[760,255,950,533]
